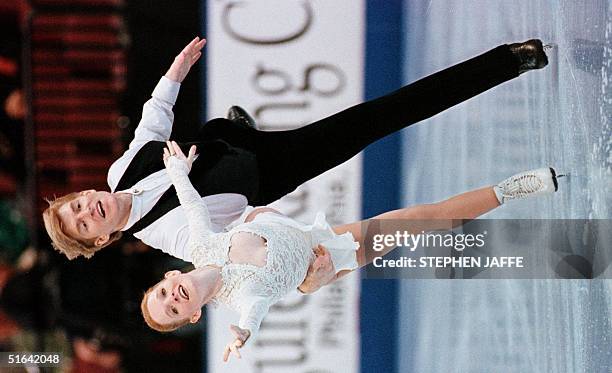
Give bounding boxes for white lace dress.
[166,158,359,337]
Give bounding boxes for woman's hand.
[163,140,197,172]
[165,36,206,83]
[223,325,251,362]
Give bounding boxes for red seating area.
[29,1,126,208]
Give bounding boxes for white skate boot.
[494,167,559,204]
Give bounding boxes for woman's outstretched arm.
[164,142,215,238]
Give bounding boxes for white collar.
[117,188,142,231]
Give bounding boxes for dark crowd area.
[0,1,206,372]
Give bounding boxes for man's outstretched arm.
[108,37,207,188]
[130,37,207,149]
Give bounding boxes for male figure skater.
[43,36,549,293]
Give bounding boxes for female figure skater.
[141,141,560,362]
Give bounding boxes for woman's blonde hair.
[42,193,122,260]
[141,283,190,332]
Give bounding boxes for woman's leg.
[254,45,523,203]
[320,167,558,283]
[331,186,500,279]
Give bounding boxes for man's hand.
[298,245,336,294]
[165,36,206,83]
[223,325,251,362]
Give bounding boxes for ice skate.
[494,167,559,204]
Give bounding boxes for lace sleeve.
[237,293,272,339]
[165,157,213,242]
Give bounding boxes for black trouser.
[200,45,520,205]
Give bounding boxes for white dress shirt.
[106,76,249,262]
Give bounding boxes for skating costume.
[165,157,359,337]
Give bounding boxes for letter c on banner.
[222,1,314,45]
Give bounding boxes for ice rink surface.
[398,1,611,372]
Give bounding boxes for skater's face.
[57,190,124,246]
[146,270,205,327]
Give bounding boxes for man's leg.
[197,118,259,153]
[253,43,541,203]
[195,43,546,205]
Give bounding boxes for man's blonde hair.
[141,282,190,332]
[42,193,122,260]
